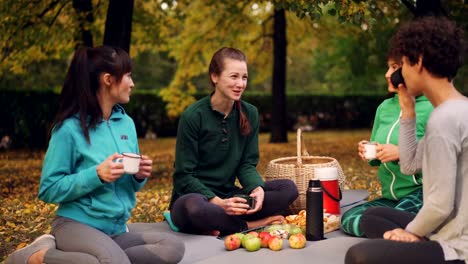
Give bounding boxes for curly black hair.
[390,16,465,81]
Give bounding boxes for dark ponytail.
[51,45,132,143]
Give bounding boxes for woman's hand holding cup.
[134,155,152,180]
[210,196,249,215]
[375,144,400,163]
[246,186,264,214]
[358,140,369,161]
[97,153,125,183]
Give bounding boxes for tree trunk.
[270,8,288,143]
[401,0,447,17]
[103,0,134,53]
[73,0,94,47]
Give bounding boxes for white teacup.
[363,142,377,160]
[117,152,141,174]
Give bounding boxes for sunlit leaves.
[0,0,87,75]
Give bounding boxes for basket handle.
[296,129,310,167]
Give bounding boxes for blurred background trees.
[1,0,467,146]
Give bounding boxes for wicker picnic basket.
[264,129,346,214]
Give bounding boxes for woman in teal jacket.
[341,52,433,237]
[6,46,184,264]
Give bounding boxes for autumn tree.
[158,0,388,142]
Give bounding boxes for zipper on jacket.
[106,120,127,220]
[107,120,121,154]
[384,111,401,200]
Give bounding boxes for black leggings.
[345,207,465,264]
[170,179,298,236]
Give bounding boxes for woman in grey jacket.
[346,17,467,264]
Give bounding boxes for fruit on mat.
[288,233,306,249]
[258,231,272,248]
[268,236,283,251]
[247,231,259,237]
[234,233,245,242]
[224,234,241,251]
[243,236,261,252]
[289,226,304,236]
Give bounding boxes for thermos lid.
[308,179,321,188]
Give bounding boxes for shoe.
[5,234,55,264]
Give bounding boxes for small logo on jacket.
[121,135,128,140]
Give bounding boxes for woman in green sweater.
[341,50,433,237]
[169,47,298,236]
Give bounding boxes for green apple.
[241,234,255,248]
[243,236,261,252]
[289,226,304,236]
[234,232,245,243]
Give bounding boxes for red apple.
[247,231,259,237]
[268,236,283,251]
[224,234,241,251]
[258,231,272,248]
[288,233,306,249]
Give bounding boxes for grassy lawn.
[0,129,380,260]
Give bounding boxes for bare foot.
[28,249,47,264]
[247,215,285,230]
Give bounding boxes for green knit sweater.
[170,96,265,207]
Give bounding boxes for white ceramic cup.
[117,152,141,174]
[363,142,377,160]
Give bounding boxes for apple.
[234,233,245,243]
[243,236,261,252]
[289,226,304,236]
[289,233,306,249]
[247,231,259,237]
[224,234,241,251]
[268,236,283,251]
[241,234,255,248]
[258,231,272,248]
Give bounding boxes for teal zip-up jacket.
[170,96,265,207]
[369,94,433,200]
[39,105,146,235]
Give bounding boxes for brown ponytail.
[237,101,252,136]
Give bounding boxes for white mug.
[363,142,377,160]
[117,152,141,174]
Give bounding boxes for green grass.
[0,130,380,261]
